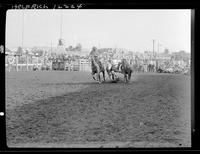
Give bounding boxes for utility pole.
[50,41,53,70]
[21,10,25,72]
[51,41,52,54]
[16,55,18,71]
[22,10,24,49]
[156,43,162,72]
[60,10,63,39]
[153,39,155,59]
[26,50,28,71]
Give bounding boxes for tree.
[179,50,186,54]
[75,43,82,51]
[16,46,23,56]
[68,45,73,51]
[164,48,169,54]
[31,48,44,57]
[6,48,12,53]
[58,39,64,46]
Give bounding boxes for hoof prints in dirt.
[6,74,191,147]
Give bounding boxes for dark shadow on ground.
[41,79,135,86]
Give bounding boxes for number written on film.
[12,4,84,9]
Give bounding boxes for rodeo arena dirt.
[5,47,191,148]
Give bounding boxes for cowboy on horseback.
[90,47,105,83]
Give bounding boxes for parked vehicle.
[52,61,65,70]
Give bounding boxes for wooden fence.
[5,61,91,72]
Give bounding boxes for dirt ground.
[5,71,191,148]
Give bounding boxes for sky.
[6,9,191,53]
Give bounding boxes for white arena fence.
[5,62,190,74]
[5,61,92,72]
[6,63,45,71]
[5,55,190,74]
[79,60,91,72]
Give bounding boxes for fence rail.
[5,62,91,72]
[5,55,190,74]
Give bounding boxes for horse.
[105,59,133,83]
[119,59,133,83]
[91,55,105,83]
[105,60,118,81]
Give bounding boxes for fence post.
[16,56,18,71]
[37,57,38,69]
[26,55,28,71]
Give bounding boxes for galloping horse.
[119,59,132,82]
[91,55,106,83]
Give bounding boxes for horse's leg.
[109,70,114,80]
[108,72,111,80]
[102,71,106,82]
[96,67,101,83]
[91,72,95,80]
[91,72,96,80]
[98,73,101,84]
[106,66,112,80]
[95,73,99,82]
[107,69,112,80]
[128,71,132,81]
[124,73,127,83]
[109,72,112,80]
[112,73,115,80]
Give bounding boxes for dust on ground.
[6,71,191,147]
